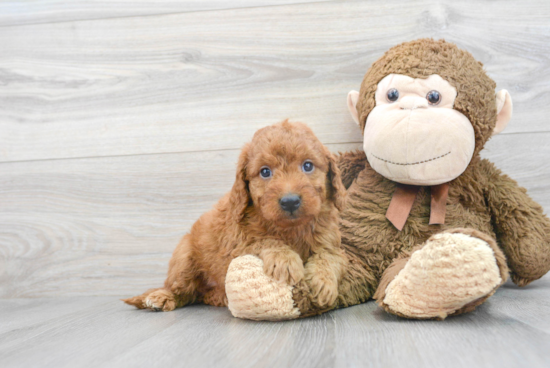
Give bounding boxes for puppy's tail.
[121,288,160,309]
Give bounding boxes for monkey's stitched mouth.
[371,151,451,166]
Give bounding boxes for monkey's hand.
[483,159,550,286]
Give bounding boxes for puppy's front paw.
[261,249,304,286]
[308,273,339,307]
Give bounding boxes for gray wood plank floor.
[1,275,549,368]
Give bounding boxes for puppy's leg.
[138,288,201,312]
[241,239,305,286]
[142,288,177,312]
[124,234,201,312]
[300,225,347,307]
[261,247,305,286]
[122,288,160,309]
[304,249,347,307]
[161,234,202,308]
[202,289,228,307]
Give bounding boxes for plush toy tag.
[386,183,449,230]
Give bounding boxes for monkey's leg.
[225,251,377,320]
[225,255,300,321]
[374,228,509,319]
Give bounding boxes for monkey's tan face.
[364,74,475,185]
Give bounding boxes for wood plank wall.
[1,0,549,297]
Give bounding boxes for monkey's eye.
[302,161,314,173]
[426,90,441,105]
[386,88,399,102]
[260,166,272,179]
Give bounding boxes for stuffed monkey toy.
[224,39,550,320]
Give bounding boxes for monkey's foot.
[225,255,300,321]
[379,229,508,319]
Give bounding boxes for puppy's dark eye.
[426,90,441,105]
[302,161,314,173]
[260,166,272,178]
[387,88,399,102]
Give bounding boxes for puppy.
[123,120,347,312]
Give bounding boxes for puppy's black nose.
[279,194,301,213]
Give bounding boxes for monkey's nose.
[279,194,301,213]
[399,96,428,110]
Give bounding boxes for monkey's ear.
[347,90,360,125]
[493,90,513,136]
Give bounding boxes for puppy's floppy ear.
[326,150,347,211]
[228,143,251,222]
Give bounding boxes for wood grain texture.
[0,132,549,298]
[1,275,549,368]
[0,0,549,162]
[0,0,333,27]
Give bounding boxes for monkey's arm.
[337,150,367,189]
[481,159,550,286]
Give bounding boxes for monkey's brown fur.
[123,121,347,311]
[289,39,550,318]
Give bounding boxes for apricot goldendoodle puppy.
[123,120,348,312]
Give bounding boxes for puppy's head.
[229,120,346,228]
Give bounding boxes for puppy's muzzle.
[279,194,301,214]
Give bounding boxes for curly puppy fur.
[123,120,347,311]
